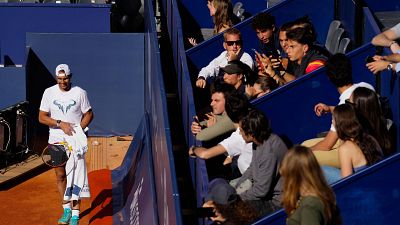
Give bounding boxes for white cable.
[0,119,11,152]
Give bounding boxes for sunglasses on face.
[225,40,242,46]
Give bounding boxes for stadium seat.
[337,37,351,54]
[325,20,341,52]
[328,27,344,54]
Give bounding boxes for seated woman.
[281,146,342,225]
[322,104,384,184]
[189,0,239,46]
[350,87,393,156]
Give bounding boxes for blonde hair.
[209,0,234,34]
[280,146,338,222]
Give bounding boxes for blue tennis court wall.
[0,3,110,65]
[0,67,25,110]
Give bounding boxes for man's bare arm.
[310,130,339,151]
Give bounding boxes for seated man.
[257,27,326,85]
[205,109,287,217]
[191,82,236,142]
[195,28,254,89]
[221,60,253,95]
[245,76,278,100]
[302,53,374,167]
[367,22,400,74]
[251,12,280,58]
[189,91,253,176]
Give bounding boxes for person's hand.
[366,60,391,74]
[60,121,75,136]
[245,84,255,97]
[196,78,206,88]
[227,47,241,61]
[258,53,274,76]
[188,37,198,46]
[223,156,232,165]
[188,146,197,158]
[372,55,385,61]
[314,103,330,116]
[191,118,202,135]
[270,56,282,70]
[205,113,217,127]
[202,201,226,223]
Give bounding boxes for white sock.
[62,203,71,210]
[72,209,79,218]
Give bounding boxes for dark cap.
[222,60,249,75]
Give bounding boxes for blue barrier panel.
[0,3,110,65]
[186,0,333,76]
[111,114,158,225]
[144,0,183,224]
[362,7,382,45]
[0,67,25,109]
[253,152,400,225]
[363,0,400,12]
[26,33,145,136]
[252,44,377,146]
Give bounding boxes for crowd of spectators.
[187,2,399,223]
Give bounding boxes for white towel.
[63,125,90,200]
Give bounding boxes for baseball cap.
[55,64,71,76]
[221,60,249,74]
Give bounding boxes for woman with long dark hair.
[281,146,342,225]
[322,103,383,183]
[351,87,393,156]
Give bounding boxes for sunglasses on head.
[225,40,242,46]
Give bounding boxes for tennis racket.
[41,142,71,167]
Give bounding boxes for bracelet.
[272,73,277,78]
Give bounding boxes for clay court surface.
[0,136,131,225]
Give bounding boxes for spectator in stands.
[302,53,374,168]
[245,76,278,100]
[350,87,393,156]
[188,0,239,46]
[191,82,236,141]
[367,23,400,74]
[256,27,326,85]
[251,12,280,58]
[39,64,93,225]
[202,194,260,224]
[195,28,254,89]
[222,60,253,94]
[371,22,400,53]
[281,145,342,225]
[205,109,287,217]
[322,104,383,184]
[189,91,253,177]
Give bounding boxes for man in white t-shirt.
[195,27,254,89]
[39,64,93,225]
[302,54,374,167]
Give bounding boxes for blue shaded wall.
[0,3,110,65]
[26,33,145,137]
[111,114,159,225]
[0,67,25,109]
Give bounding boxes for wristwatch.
[387,63,393,71]
[56,120,61,127]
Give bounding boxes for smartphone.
[195,207,216,218]
[193,116,200,124]
[365,56,375,63]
